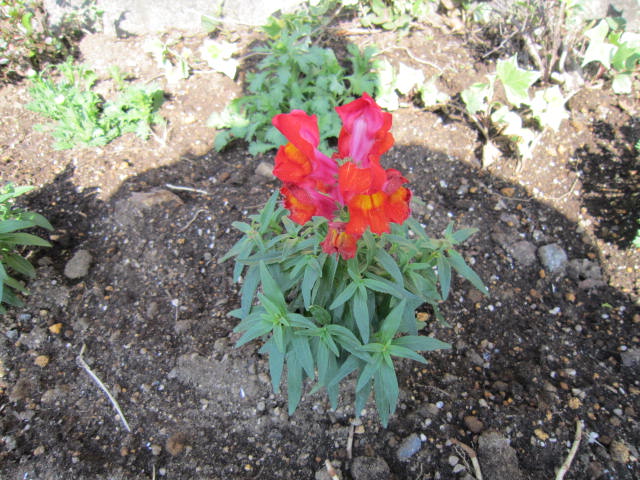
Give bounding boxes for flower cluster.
[272,93,412,259]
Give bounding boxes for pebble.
[610,439,630,463]
[464,415,484,433]
[448,455,459,466]
[453,464,466,474]
[620,347,640,367]
[34,355,49,367]
[350,456,391,480]
[165,432,187,456]
[255,161,275,180]
[150,444,162,456]
[64,249,93,279]
[508,241,537,267]
[396,433,422,460]
[17,313,32,322]
[537,244,568,274]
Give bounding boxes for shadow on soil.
[6,141,639,480]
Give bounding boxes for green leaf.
[0,233,51,247]
[374,361,398,427]
[582,20,615,69]
[529,86,569,131]
[461,80,493,115]
[329,282,358,310]
[436,255,451,301]
[612,73,633,94]
[374,247,403,286]
[309,305,331,325]
[352,286,370,344]
[235,319,273,347]
[286,353,304,415]
[496,55,540,106]
[260,337,285,394]
[393,335,451,351]
[451,227,477,244]
[259,262,285,304]
[240,264,260,317]
[292,335,315,379]
[0,220,38,234]
[328,354,361,387]
[356,353,382,392]
[379,299,407,342]
[388,344,428,364]
[3,253,35,278]
[447,249,488,295]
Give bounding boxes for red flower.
[271,94,412,258]
[321,223,358,260]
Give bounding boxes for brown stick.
[450,438,483,480]
[555,420,583,480]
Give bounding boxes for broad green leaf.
[395,62,424,95]
[582,20,615,69]
[461,80,493,115]
[446,250,488,295]
[496,55,540,106]
[529,86,569,131]
[612,73,633,94]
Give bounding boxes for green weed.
[0,183,52,314]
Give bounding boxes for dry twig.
[450,438,483,480]
[555,420,583,480]
[76,344,132,432]
[347,423,355,459]
[165,183,211,196]
[178,209,208,233]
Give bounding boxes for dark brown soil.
[0,21,638,480]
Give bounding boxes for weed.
[0,183,52,313]
[27,58,165,149]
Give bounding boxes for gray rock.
[478,432,524,480]
[508,240,537,267]
[567,258,605,289]
[64,249,93,279]
[620,347,640,367]
[537,243,568,274]
[396,433,422,460]
[351,456,391,480]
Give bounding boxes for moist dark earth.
[0,19,639,480]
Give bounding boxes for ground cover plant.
[26,58,165,149]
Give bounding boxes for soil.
[1,19,639,480]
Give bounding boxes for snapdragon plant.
[223,94,487,426]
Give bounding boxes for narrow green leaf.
[3,253,36,278]
[374,247,403,286]
[1,233,51,247]
[437,255,451,300]
[446,249,488,295]
[356,353,382,392]
[0,220,37,234]
[259,261,286,304]
[451,227,478,244]
[379,299,407,342]
[329,282,358,310]
[393,335,451,351]
[259,337,285,394]
[388,344,428,364]
[292,335,315,379]
[240,264,260,317]
[235,320,272,347]
[328,354,361,387]
[352,285,370,344]
[287,353,304,415]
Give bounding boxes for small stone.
[478,432,524,479]
[620,348,640,367]
[610,439,630,463]
[396,433,422,460]
[351,456,391,480]
[508,241,537,267]
[34,355,49,367]
[166,432,188,456]
[464,415,484,433]
[256,401,266,412]
[48,323,63,334]
[150,444,162,456]
[537,244,568,274]
[255,161,275,180]
[33,445,45,456]
[448,455,459,467]
[534,429,549,441]
[568,397,582,409]
[64,250,92,279]
[500,187,515,197]
[453,464,466,474]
